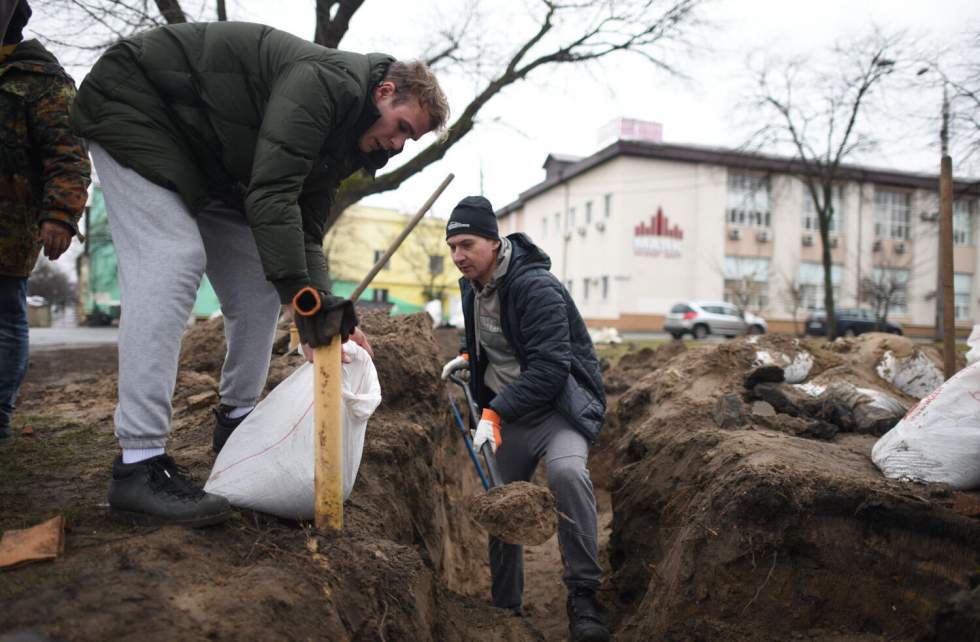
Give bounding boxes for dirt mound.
[604,340,687,395]
[3,313,547,641]
[469,481,557,546]
[605,334,980,640]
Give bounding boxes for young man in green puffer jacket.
[70,21,448,527]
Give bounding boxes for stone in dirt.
[469,481,557,546]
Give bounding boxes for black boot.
[212,405,249,454]
[567,587,610,642]
[108,454,231,527]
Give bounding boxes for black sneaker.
[567,587,610,642]
[108,454,231,527]
[212,405,249,454]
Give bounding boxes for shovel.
[448,373,503,488]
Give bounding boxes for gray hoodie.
[473,237,521,394]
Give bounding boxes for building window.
[870,267,910,315]
[582,278,590,301]
[799,261,842,312]
[874,189,910,240]
[555,212,561,234]
[802,184,844,233]
[542,216,548,239]
[428,255,444,275]
[372,288,389,303]
[954,199,976,246]
[601,276,609,301]
[604,193,612,219]
[567,207,576,229]
[726,173,770,228]
[955,272,973,320]
[565,280,573,297]
[723,256,770,310]
[585,201,593,224]
[373,249,390,270]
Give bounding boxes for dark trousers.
[0,275,29,429]
[489,410,603,609]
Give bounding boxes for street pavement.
[29,326,119,350]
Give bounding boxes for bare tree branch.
[315,0,365,48]
[154,0,187,23]
[330,0,704,225]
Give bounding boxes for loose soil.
[2,324,977,641]
[469,481,557,546]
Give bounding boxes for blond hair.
[385,60,450,134]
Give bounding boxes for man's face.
[447,234,500,285]
[358,81,432,154]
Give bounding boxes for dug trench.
[0,314,976,641]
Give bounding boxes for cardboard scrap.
[0,516,65,570]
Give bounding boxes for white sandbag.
[966,324,980,365]
[204,342,382,519]
[872,360,980,490]
[876,349,944,399]
[753,349,813,383]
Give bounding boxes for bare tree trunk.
[154,0,187,23]
[315,0,365,48]
[216,0,227,21]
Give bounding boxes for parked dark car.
[804,308,902,337]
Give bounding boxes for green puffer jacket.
[70,22,394,302]
[0,40,90,278]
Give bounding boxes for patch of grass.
[0,414,116,531]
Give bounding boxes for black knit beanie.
[446,195,499,241]
[3,0,31,45]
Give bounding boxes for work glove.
[472,408,502,454]
[441,353,469,379]
[291,287,357,348]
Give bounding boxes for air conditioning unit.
[756,230,771,243]
[872,239,882,252]
[828,236,839,249]
[801,233,814,246]
[894,241,907,254]
[595,221,606,232]
[727,228,742,241]
[577,225,587,237]
[563,231,573,242]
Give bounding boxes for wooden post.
[313,337,344,531]
[308,173,454,531]
[939,155,956,378]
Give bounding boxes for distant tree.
[858,270,906,332]
[740,29,904,339]
[400,223,452,303]
[28,258,75,307]
[780,272,805,337]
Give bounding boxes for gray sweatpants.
[490,410,603,609]
[91,143,281,449]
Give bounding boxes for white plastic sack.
[872,360,980,490]
[876,350,944,399]
[204,342,382,519]
[966,324,980,365]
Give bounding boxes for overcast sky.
[31,0,980,221]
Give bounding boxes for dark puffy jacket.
[70,22,393,302]
[460,233,606,443]
[0,40,90,277]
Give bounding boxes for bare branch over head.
[331,0,707,221]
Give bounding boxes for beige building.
[497,120,980,336]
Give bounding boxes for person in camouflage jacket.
[0,0,91,439]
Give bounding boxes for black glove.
[291,287,357,348]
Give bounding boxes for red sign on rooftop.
[635,207,684,240]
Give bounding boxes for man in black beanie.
[441,196,610,642]
[0,0,91,442]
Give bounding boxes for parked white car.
[663,301,768,340]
